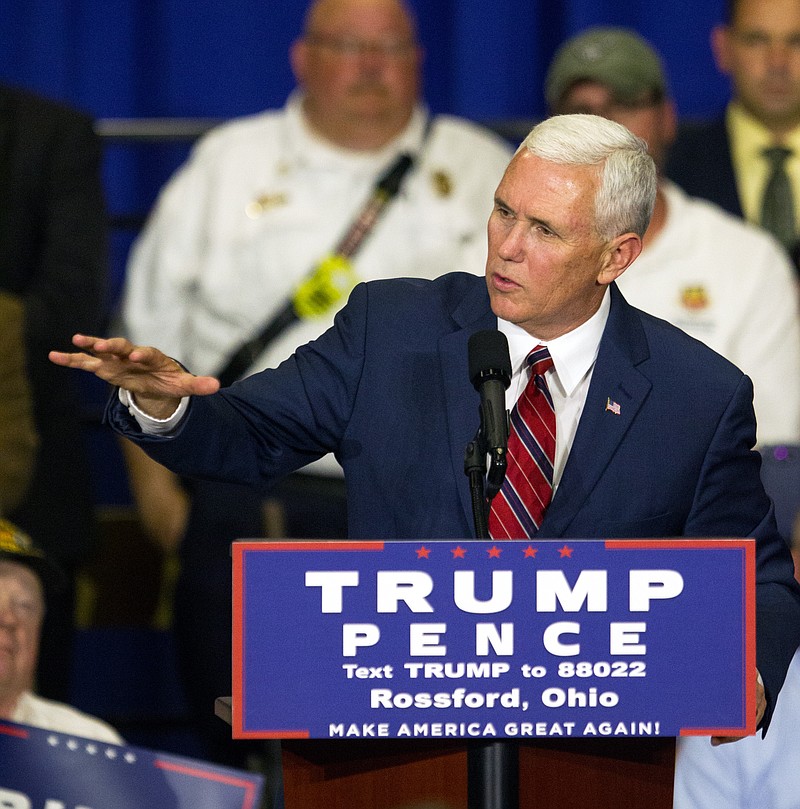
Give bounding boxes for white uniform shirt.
[120,92,513,474]
[617,180,800,446]
[12,691,124,744]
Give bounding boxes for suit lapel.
[539,285,652,537]
[710,118,743,218]
[439,279,496,535]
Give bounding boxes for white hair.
[519,114,657,240]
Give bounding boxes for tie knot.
[763,145,793,169]
[526,344,553,377]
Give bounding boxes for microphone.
[468,330,511,500]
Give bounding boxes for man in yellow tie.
[666,0,800,264]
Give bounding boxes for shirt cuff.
[118,388,189,435]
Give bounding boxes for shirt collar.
[497,288,610,396]
[727,101,800,155]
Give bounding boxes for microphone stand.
[464,432,490,539]
[464,428,518,809]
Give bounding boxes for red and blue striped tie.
[489,345,556,539]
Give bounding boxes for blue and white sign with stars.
[232,539,755,741]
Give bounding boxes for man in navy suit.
[50,114,800,740]
[665,0,800,263]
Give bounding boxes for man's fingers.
[187,375,221,396]
[71,334,157,364]
[71,333,126,354]
[52,335,221,398]
[711,735,741,746]
[48,349,100,370]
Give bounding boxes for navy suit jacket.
[108,272,800,728]
[665,115,743,218]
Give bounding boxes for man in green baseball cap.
[545,26,668,114]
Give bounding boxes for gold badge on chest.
[679,285,709,311]
[245,192,289,219]
[430,170,453,198]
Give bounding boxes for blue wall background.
[0,0,729,121]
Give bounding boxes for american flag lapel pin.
[605,397,621,415]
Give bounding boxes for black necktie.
[761,146,796,252]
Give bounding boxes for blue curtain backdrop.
[0,1,730,121]
[0,0,730,505]
[0,0,730,280]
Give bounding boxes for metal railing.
[94,115,535,144]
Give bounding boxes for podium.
[281,737,675,808]
[226,538,754,808]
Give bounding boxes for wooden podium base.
[280,737,675,809]
[282,738,468,808]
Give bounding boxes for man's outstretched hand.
[49,334,220,419]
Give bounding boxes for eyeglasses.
[305,33,417,59]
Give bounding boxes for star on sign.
[451,546,467,558]
[487,546,502,558]
[523,545,538,558]
[416,546,431,559]
[558,545,574,558]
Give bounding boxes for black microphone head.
[468,330,511,390]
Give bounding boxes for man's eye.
[737,32,769,47]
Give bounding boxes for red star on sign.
[416,546,431,559]
[558,545,574,558]
[523,545,538,558]
[487,546,502,558]
[451,546,467,559]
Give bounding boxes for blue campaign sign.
[232,539,755,742]
[0,721,264,808]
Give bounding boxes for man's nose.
[766,41,793,72]
[0,602,18,625]
[497,222,526,260]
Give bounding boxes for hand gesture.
[49,334,220,419]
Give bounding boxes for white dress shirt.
[498,289,610,490]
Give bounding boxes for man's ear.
[711,24,732,75]
[598,233,643,286]
[289,38,308,85]
[662,99,678,147]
